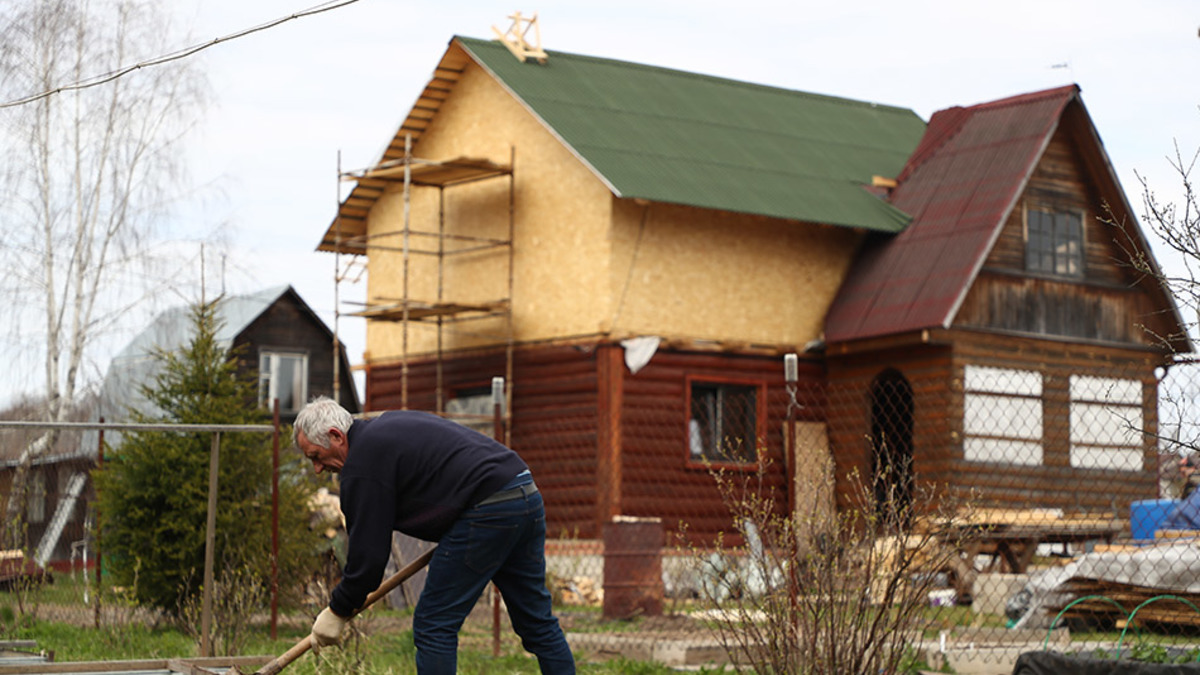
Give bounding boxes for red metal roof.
[824,85,1080,343]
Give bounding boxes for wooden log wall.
[615,349,822,546]
[826,331,1165,518]
[366,344,602,539]
[951,332,1162,513]
[824,342,958,514]
[365,343,823,544]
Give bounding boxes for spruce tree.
[94,298,324,614]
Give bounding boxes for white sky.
[3,0,1200,408]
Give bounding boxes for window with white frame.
[259,351,308,414]
[1069,376,1143,471]
[962,366,1044,465]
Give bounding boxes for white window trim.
[962,365,1044,465]
[1069,375,1143,471]
[259,350,309,414]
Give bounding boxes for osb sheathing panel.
[607,198,862,346]
[362,49,862,363]
[365,56,614,361]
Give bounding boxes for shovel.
[233,547,435,675]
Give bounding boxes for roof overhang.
[316,39,486,255]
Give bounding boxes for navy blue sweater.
[329,411,528,617]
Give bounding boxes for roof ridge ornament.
[492,11,548,64]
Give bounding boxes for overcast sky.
[3,0,1199,408]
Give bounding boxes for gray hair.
[293,396,354,448]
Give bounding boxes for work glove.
[311,607,349,648]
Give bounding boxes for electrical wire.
[0,0,361,110]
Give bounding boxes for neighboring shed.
[0,421,91,572]
[823,85,1188,515]
[16,286,358,568]
[98,285,359,431]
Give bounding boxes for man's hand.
[311,607,349,648]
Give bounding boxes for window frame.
[1024,205,1085,279]
[684,375,766,470]
[1068,375,1144,471]
[961,365,1045,466]
[258,349,309,415]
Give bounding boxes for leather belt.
[476,481,538,507]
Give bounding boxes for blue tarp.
[1160,489,1200,531]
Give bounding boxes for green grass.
[4,616,687,674]
[1,576,687,675]
[1,619,196,662]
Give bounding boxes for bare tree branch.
[0,0,209,546]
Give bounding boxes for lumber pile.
[1042,535,1200,630]
[1047,578,1200,628]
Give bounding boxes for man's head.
[1183,453,1200,474]
[294,396,354,474]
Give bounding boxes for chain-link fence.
[497,351,1200,671]
[7,355,1200,671]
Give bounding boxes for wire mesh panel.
[10,355,1200,671]
[515,351,1200,671]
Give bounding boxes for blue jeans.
[413,484,575,674]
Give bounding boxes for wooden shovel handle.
[254,547,436,675]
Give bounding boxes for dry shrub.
[683,454,974,675]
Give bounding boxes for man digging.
[294,396,575,674]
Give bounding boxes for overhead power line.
[0,0,361,110]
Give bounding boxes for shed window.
[687,379,762,465]
[1026,208,1083,277]
[259,351,308,414]
[1069,376,1143,471]
[962,366,1044,465]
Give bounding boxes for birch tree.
[0,0,208,546]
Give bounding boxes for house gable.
[232,287,361,416]
[953,116,1182,348]
[338,37,902,360]
[824,85,1188,355]
[321,35,928,254]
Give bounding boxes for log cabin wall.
[364,342,820,543]
[826,332,1164,516]
[823,340,956,514]
[617,348,822,546]
[365,343,602,538]
[950,331,1162,513]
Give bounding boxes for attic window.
[1025,207,1083,278]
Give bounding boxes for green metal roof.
[458,36,926,233]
